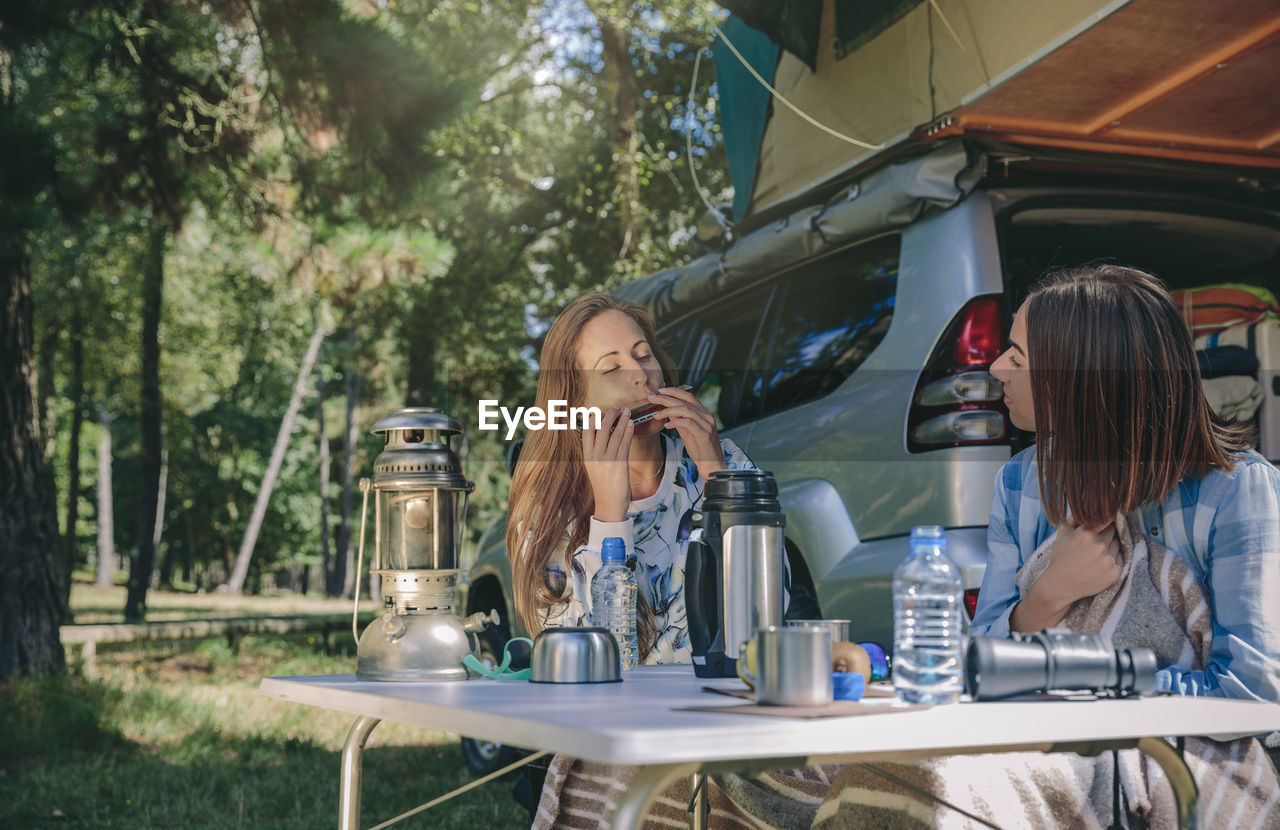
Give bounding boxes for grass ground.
[0,587,531,829]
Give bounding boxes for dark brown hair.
[1023,264,1254,527]
[506,293,677,658]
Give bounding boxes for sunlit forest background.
[17,0,731,621]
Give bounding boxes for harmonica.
[630,385,694,425]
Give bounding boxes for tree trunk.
[36,323,68,623]
[125,224,166,622]
[337,326,362,599]
[152,441,167,582]
[37,326,57,471]
[590,3,648,267]
[157,466,177,589]
[0,233,65,681]
[404,313,436,407]
[157,457,180,589]
[95,404,115,587]
[36,328,59,509]
[317,363,334,596]
[158,536,176,589]
[62,314,85,617]
[225,322,327,593]
[176,504,197,588]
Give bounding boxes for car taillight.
[954,297,1004,366]
[907,295,1011,452]
[963,588,980,620]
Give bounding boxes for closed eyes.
[603,353,654,374]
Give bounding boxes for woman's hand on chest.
[1043,520,1124,604]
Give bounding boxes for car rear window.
[659,281,778,431]
[999,203,1280,303]
[657,234,900,430]
[754,234,899,421]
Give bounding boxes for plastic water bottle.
[591,537,638,670]
[893,525,964,704]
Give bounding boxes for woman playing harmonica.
[509,293,831,828]
[506,292,756,661]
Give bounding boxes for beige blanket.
[532,758,835,829]
[812,514,1280,830]
[1015,514,1211,672]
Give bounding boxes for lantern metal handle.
[352,478,373,645]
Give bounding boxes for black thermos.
[685,470,786,678]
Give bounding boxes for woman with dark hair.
[974,264,1279,706]
[813,265,1278,828]
[511,293,826,829]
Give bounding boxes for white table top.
[259,664,1280,767]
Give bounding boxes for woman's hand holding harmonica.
[646,386,725,483]
[582,406,633,523]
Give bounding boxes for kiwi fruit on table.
[831,641,871,682]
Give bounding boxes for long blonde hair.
[506,293,677,657]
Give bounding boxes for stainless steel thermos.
[685,469,786,678]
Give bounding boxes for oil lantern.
[355,408,496,681]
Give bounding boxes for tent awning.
[931,0,1280,170]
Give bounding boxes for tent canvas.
[715,0,1280,218]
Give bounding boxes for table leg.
[1137,737,1199,830]
[610,762,700,830]
[688,771,709,830]
[339,715,382,830]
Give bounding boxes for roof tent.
[714,0,1280,218]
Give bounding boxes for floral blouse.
[539,433,756,663]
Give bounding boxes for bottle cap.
[601,536,626,563]
[909,525,946,549]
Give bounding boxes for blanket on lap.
[811,514,1280,830]
[531,757,835,829]
[1014,513,1211,673]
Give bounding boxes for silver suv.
[458,137,1280,688]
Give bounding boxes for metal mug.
[737,627,833,706]
[786,619,851,645]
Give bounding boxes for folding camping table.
[259,664,1280,830]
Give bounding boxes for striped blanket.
[812,513,1280,829]
[531,759,835,829]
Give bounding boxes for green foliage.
[256,0,466,224]
[22,0,731,597]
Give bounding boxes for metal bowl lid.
[529,627,622,684]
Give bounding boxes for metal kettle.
[685,469,786,678]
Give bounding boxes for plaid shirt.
[971,445,1280,705]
